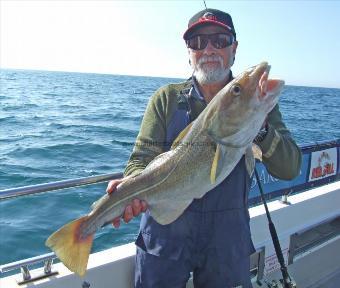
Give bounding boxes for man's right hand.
[106,178,148,228]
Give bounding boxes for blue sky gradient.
[1,0,339,88]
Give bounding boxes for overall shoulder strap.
[176,80,193,122]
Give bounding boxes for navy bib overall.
[134,84,255,288]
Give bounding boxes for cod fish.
[46,62,284,276]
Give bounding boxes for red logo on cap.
[200,12,217,22]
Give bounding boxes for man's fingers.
[112,217,120,228]
[106,179,122,194]
[132,199,142,216]
[111,200,148,228]
[106,181,117,194]
[141,200,148,212]
[123,205,133,223]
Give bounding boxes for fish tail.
[45,216,94,277]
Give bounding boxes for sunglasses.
[186,33,234,50]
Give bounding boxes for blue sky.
[1,0,339,88]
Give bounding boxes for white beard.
[193,55,230,85]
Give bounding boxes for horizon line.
[1,66,339,90]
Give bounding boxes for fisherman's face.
[188,25,238,85]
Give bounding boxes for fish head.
[203,62,284,147]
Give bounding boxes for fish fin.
[252,143,262,161]
[171,122,193,149]
[210,144,221,184]
[245,145,256,177]
[45,216,94,277]
[149,200,192,225]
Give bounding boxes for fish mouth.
[237,62,270,93]
[250,62,270,81]
[250,62,284,98]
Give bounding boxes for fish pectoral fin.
[210,144,222,184]
[252,143,262,161]
[246,145,256,177]
[45,216,93,277]
[171,122,193,149]
[149,200,191,225]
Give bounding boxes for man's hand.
[106,178,148,228]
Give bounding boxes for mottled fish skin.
[80,62,285,236]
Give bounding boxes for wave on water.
[111,139,136,147]
[0,115,17,123]
[2,103,39,111]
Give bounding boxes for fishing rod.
[254,160,297,288]
[203,0,208,10]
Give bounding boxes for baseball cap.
[183,8,236,40]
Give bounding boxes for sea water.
[0,68,339,265]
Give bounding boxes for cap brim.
[183,20,233,40]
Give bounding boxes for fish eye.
[231,84,241,96]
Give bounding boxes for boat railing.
[0,252,57,283]
[0,172,123,200]
[0,172,123,282]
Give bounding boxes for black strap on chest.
[177,83,193,122]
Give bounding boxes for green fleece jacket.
[124,80,302,180]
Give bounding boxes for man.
[107,8,302,288]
